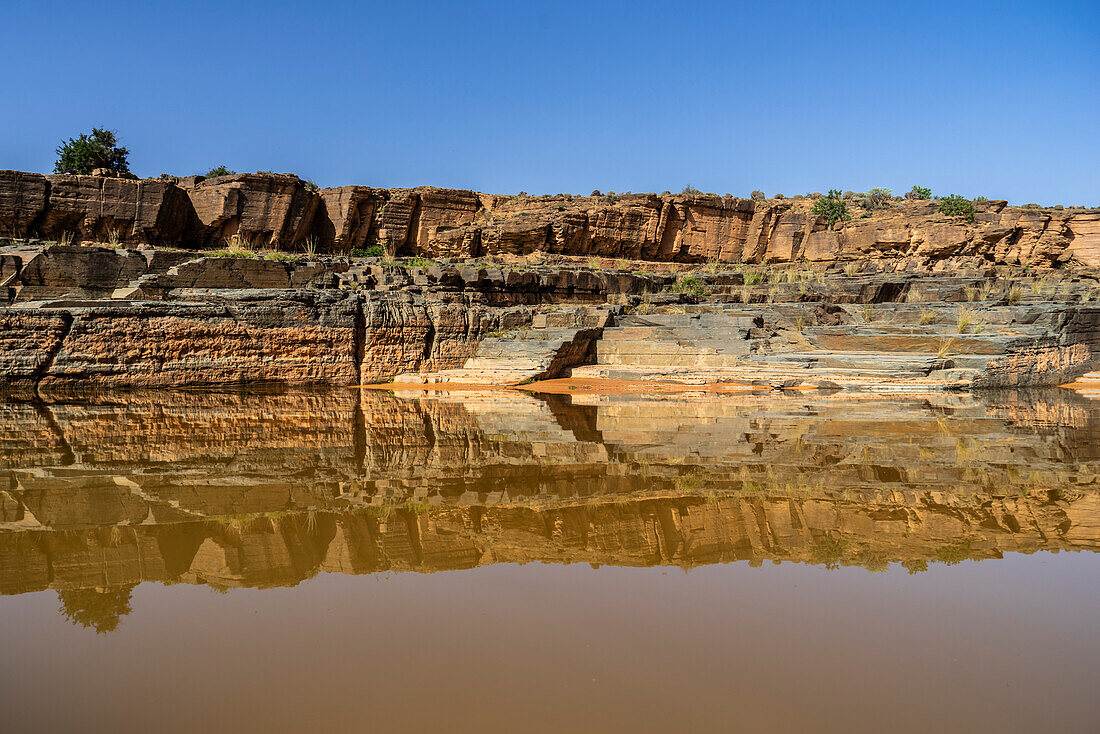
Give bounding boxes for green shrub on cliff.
[906,185,932,200]
[860,187,893,210]
[938,194,975,221]
[352,245,385,258]
[205,165,235,178]
[672,275,707,296]
[54,127,130,175]
[812,190,851,226]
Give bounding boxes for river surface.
[1,387,1098,733]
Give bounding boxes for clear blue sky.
[1,1,1097,204]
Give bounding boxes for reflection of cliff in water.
[2,387,1099,622]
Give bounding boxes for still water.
[1,388,1098,732]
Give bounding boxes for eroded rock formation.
[2,170,1098,267]
[2,245,1099,390]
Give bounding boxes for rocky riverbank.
[1,242,1099,393]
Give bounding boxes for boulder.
[41,175,198,244]
[184,173,320,250]
[0,171,50,238]
[317,186,379,253]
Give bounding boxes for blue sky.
[1,1,1096,204]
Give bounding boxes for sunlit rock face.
[3,243,1100,391]
[1,388,1098,601]
[2,170,1099,266]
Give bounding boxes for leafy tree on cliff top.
[54,127,130,175]
[812,189,852,226]
[205,165,235,178]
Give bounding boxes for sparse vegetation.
[956,307,982,334]
[673,275,707,296]
[938,194,975,221]
[351,244,385,258]
[682,184,703,196]
[860,187,893,210]
[906,185,932,200]
[813,190,851,226]
[742,268,766,285]
[205,165,235,178]
[935,541,973,566]
[809,535,847,570]
[920,310,937,325]
[750,190,765,201]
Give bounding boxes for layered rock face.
[184,173,319,249]
[2,245,1100,391]
[2,169,1098,267]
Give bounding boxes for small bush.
[938,194,975,221]
[205,165,235,178]
[672,275,707,296]
[861,187,893,210]
[906,185,932,200]
[682,184,703,196]
[751,190,765,201]
[302,178,319,192]
[590,189,602,196]
[54,127,130,175]
[812,190,852,226]
[351,244,385,257]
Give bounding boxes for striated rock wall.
[1,293,361,391]
[3,170,1099,267]
[2,245,1100,390]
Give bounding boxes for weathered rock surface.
[0,171,49,237]
[5,292,360,391]
[42,175,199,244]
[1,243,1099,391]
[3,170,1098,267]
[183,173,320,249]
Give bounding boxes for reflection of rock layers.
[1,388,1100,595]
[2,490,1098,595]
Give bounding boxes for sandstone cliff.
[3,170,1098,267]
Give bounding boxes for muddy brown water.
[1,387,1098,733]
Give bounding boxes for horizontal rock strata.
[2,244,1099,391]
[3,170,1099,267]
